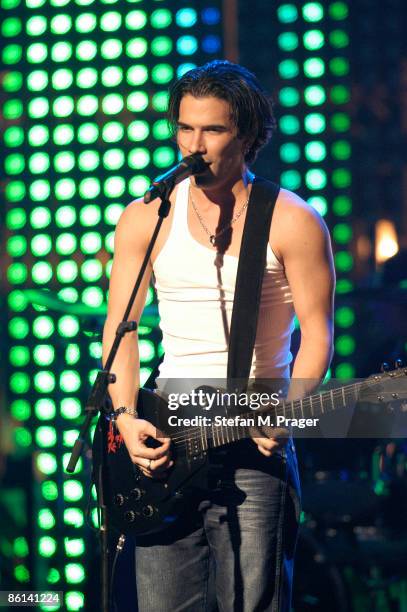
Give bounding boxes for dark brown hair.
[167,60,276,164]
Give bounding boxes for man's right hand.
[116,414,173,479]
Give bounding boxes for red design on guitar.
[107,420,124,453]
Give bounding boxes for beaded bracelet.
[110,406,139,423]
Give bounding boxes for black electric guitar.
[92,365,407,536]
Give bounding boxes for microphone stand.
[66,182,173,612]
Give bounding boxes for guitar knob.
[381,362,390,372]
[114,494,125,507]
[124,511,136,523]
[141,505,154,517]
[130,487,144,501]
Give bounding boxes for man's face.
[176,94,246,189]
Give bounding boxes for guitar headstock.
[363,361,407,404]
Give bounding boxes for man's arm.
[254,189,335,456]
[102,200,172,477]
[280,190,335,388]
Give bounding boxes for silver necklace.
[189,187,250,246]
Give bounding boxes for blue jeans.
[135,440,301,612]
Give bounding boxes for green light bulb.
[36,452,57,475]
[151,63,173,84]
[38,536,57,557]
[304,57,325,78]
[4,125,24,147]
[77,68,98,89]
[9,317,29,339]
[7,235,27,257]
[151,8,171,28]
[333,196,352,216]
[64,508,84,527]
[53,124,74,145]
[63,480,83,502]
[277,32,298,51]
[11,399,31,420]
[304,85,326,106]
[280,142,301,163]
[102,93,124,114]
[80,204,101,226]
[280,170,301,190]
[10,372,30,394]
[77,123,99,145]
[79,177,101,199]
[51,41,72,61]
[26,72,47,96]
[34,371,55,393]
[76,40,97,61]
[127,91,148,112]
[61,398,81,419]
[101,38,122,59]
[75,12,97,33]
[27,43,48,64]
[126,37,147,59]
[279,59,299,79]
[33,316,54,338]
[303,29,324,50]
[305,141,326,162]
[335,251,353,272]
[335,306,355,328]
[127,65,148,86]
[7,263,27,284]
[335,334,355,356]
[65,563,85,584]
[36,426,57,447]
[81,260,103,281]
[38,508,56,529]
[303,2,324,22]
[277,4,298,23]
[53,95,74,117]
[35,399,56,420]
[56,261,78,283]
[128,148,150,169]
[129,176,149,197]
[100,11,122,31]
[151,36,173,56]
[60,370,81,393]
[279,87,300,107]
[9,346,30,367]
[65,539,85,557]
[153,146,175,168]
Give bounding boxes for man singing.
[102,60,335,611]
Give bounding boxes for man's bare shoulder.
[115,196,163,247]
[271,188,330,259]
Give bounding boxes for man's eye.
[178,126,192,132]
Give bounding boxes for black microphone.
[143,153,209,203]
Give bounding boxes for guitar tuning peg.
[381,362,390,372]
[395,359,403,369]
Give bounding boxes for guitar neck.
[207,380,366,449]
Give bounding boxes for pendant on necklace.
[210,235,216,245]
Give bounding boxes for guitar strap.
[226,176,280,391]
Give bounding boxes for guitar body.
[92,367,407,536]
[92,388,210,536]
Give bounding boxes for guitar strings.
[163,374,403,447]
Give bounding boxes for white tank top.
[153,178,295,382]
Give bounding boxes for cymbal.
[22,289,159,326]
